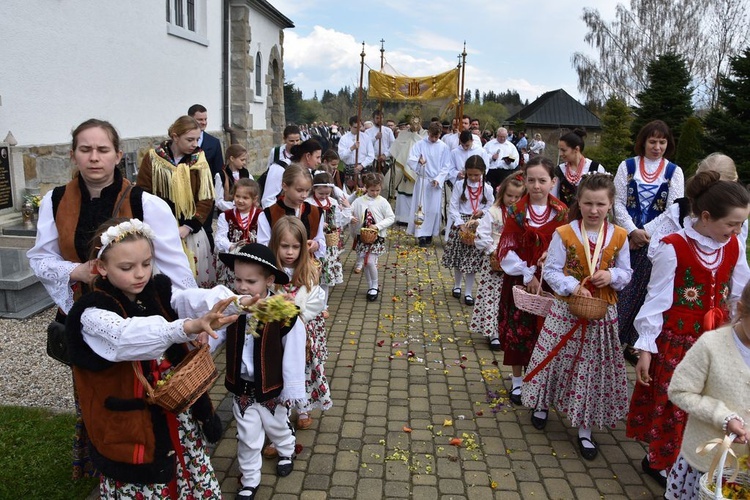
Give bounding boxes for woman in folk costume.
[496,156,568,405]
[626,171,750,487]
[27,119,196,479]
[521,173,631,461]
[551,129,604,207]
[613,120,684,360]
[137,115,218,287]
[406,122,451,247]
[470,174,525,350]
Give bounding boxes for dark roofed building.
[505,89,601,161]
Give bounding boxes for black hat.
[218,243,289,285]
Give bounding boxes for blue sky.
[270,0,617,103]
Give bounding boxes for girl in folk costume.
[256,164,327,261]
[442,155,495,306]
[627,171,750,487]
[614,120,684,358]
[349,173,396,301]
[551,129,605,207]
[521,173,632,461]
[307,172,352,313]
[319,149,344,190]
[270,217,330,430]
[216,178,262,284]
[66,219,232,498]
[665,282,750,500]
[495,156,569,405]
[137,115,218,287]
[406,122,451,247]
[470,174,526,350]
[215,144,252,212]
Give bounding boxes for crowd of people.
[26,105,750,499]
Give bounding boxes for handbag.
[44,183,134,366]
[46,320,71,366]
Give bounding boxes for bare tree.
[572,0,749,108]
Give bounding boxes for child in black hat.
[218,243,306,499]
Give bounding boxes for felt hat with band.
[218,243,289,285]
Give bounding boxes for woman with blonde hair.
[137,115,217,287]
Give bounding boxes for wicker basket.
[325,231,339,248]
[360,227,379,244]
[458,214,479,246]
[489,253,502,273]
[512,269,554,317]
[133,343,218,414]
[568,278,608,320]
[698,434,750,499]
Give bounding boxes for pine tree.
[704,48,750,182]
[674,117,704,176]
[632,53,694,140]
[591,96,633,173]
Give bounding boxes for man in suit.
[188,103,223,251]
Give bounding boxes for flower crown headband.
[581,170,613,179]
[97,219,156,258]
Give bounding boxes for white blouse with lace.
[500,206,558,285]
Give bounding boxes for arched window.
[255,52,262,97]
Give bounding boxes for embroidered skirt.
[626,329,700,470]
[617,245,650,345]
[354,235,386,256]
[521,301,629,429]
[99,409,220,499]
[497,273,544,367]
[665,454,702,500]
[216,233,256,288]
[441,214,485,273]
[297,313,333,413]
[184,228,217,288]
[320,237,344,286]
[469,258,504,337]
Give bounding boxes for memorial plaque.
[0,147,12,210]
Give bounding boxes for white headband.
[97,219,156,258]
[313,183,336,188]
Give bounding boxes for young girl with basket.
[215,178,261,284]
[521,173,632,461]
[665,281,750,500]
[66,218,236,498]
[442,155,495,306]
[627,171,750,487]
[307,171,351,313]
[495,156,568,405]
[270,216,330,430]
[215,144,252,212]
[350,173,396,301]
[470,174,525,350]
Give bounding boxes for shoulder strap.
[625,157,636,175]
[588,161,600,173]
[665,162,677,181]
[273,146,282,166]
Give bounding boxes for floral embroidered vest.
[557,223,627,305]
[662,233,738,336]
[223,208,259,244]
[554,161,600,207]
[625,157,677,229]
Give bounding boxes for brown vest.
[265,200,321,241]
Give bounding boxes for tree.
[674,117,704,176]
[704,48,750,182]
[474,89,481,104]
[587,96,633,173]
[283,81,304,125]
[572,0,750,107]
[632,53,693,139]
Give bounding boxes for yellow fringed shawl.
[148,150,215,220]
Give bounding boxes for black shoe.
[277,456,294,477]
[509,385,522,405]
[367,289,379,301]
[489,338,502,351]
[426,236,433,244]
[464,295,474,306]
[452,287,461,298]
[237,486,258,499]
[531,409,548,430]
[577,436,598,461]
[418,237,428,247]
[641,456,667,487]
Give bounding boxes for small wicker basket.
[512,269,554,317]
[133,343,218,414]
[567,279,608,320]
[458,214,480,246]
[360,227,379,244]
[325,231,339,248]
[489,253,502,273]
[698,433,750,500]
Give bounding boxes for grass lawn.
[0,406,98,499]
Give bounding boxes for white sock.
[355,255,364,269]
[464,273,475,295]
[511,376,523,390]
[578,426,595,448]
[533,409,548,419]
[454,269,463,289]
[366,261,378,290]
